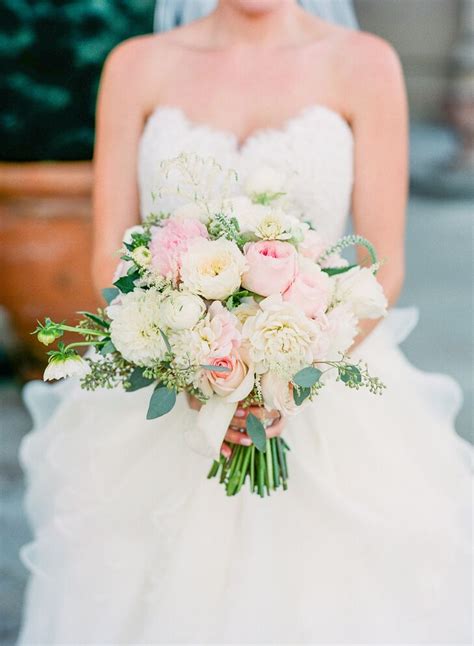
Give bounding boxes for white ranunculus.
[260,372,300,416]
[43,353,90,381]
[180,238,247,300]
[253,208,306,241]
[131,245,152,268]
[160,291,205,331]
[109,288,167,366]
[242,294,317,378]
[335,267,388,319]
[244,166,286,197]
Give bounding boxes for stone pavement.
[0,194,472,644]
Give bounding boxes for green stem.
[257,450,265,498]
[59,324,105,336]
[207,460,220,479]
[250,445,256,492]
[266,438,274,491]
[64,340,104,351]
[236,446,251,494]
[271,438,280,489]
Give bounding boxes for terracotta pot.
[0,161,100,366]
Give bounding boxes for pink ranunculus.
[206,301,241,357]
[205,351,252,398]
[283,267,330,320]
[241,240,298,296]
[298,229,328,262]
[150,217,208,281]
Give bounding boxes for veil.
[154,0,358,32]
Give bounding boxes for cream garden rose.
[242,294,317,378]
[335,266,388,319]
[180,238,247,300]
[261,372,299,416]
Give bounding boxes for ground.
[0,192,472,645]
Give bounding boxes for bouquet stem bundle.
[207,437,290,497]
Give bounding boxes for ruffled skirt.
[17,310,472,644]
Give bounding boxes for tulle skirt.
[17,310,472,644]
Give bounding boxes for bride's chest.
[137,105,355,242]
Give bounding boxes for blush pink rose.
[150,217,208,280]
[241,240,298,296]
[206,301,241,357]
[205,352,252,398]
[283,268,330,319]
[298,230,328,262]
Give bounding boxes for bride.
[18,1,472,643]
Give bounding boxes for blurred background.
[1,1,473,643]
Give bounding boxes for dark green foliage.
[1,0,155,161]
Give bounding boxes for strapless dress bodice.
[138,104,354,243]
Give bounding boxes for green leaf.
[78,311,110,328]
[200,364,231,373]
[246,413,267,453]
[146,385,176,420]
[321,264,357,277]
[293,367,322,388]
[114,272,140,294]
[102,287,119,304]
[125,367,154,392]
[293,386,311,406]
[100,340,116,356]
[159,329,172,353]
[339,365,362,384]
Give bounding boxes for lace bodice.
[138,104,354,243]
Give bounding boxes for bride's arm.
[92,42,150,293]
[343,34,409,344]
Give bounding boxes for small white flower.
[160,291,205,331]
[242,295,317,378]
[43,353,89,381]
[109,288,167,366]
[334,267,388,319]
[180,238,247,300]
[244,166,286,198]
[253,208,305,241]
[131,245,152,268]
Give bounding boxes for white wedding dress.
[18,105,472,645]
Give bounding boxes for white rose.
[244,166,286,197]
[160,291,205,330]
[109,288,167,366]
[180,238,247,300]
[261,372,300,416]
[242,294,317,378]
[335,267,388,319]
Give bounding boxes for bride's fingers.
[220,442,232,459]
[224,428,253,446]
[265,418,285,438]
[246,406,280,421]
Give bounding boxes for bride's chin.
[221,0,294,16]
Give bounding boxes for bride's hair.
[154,0,359,32]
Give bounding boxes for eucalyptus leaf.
[100,340,116,356]
[147,385,176,420]
[159,329,172,353]
[293,366,322,388]
[125,367,154,392]
[293,386,311,406]
[200,364,231,373]
[246,413,267,453]
[339,365,362,384]
[102,287,119,304]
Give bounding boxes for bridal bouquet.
[34,154,387,497]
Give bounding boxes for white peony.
[180,238,247,300]
[261,372,300,416]
[244,166,286,197]
[160,290,205,331]
[334,267,388,319]
[109,288,167,366]
[242,294,317,378]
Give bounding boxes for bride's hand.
[221,406,285,459]
[186,395,285,458]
